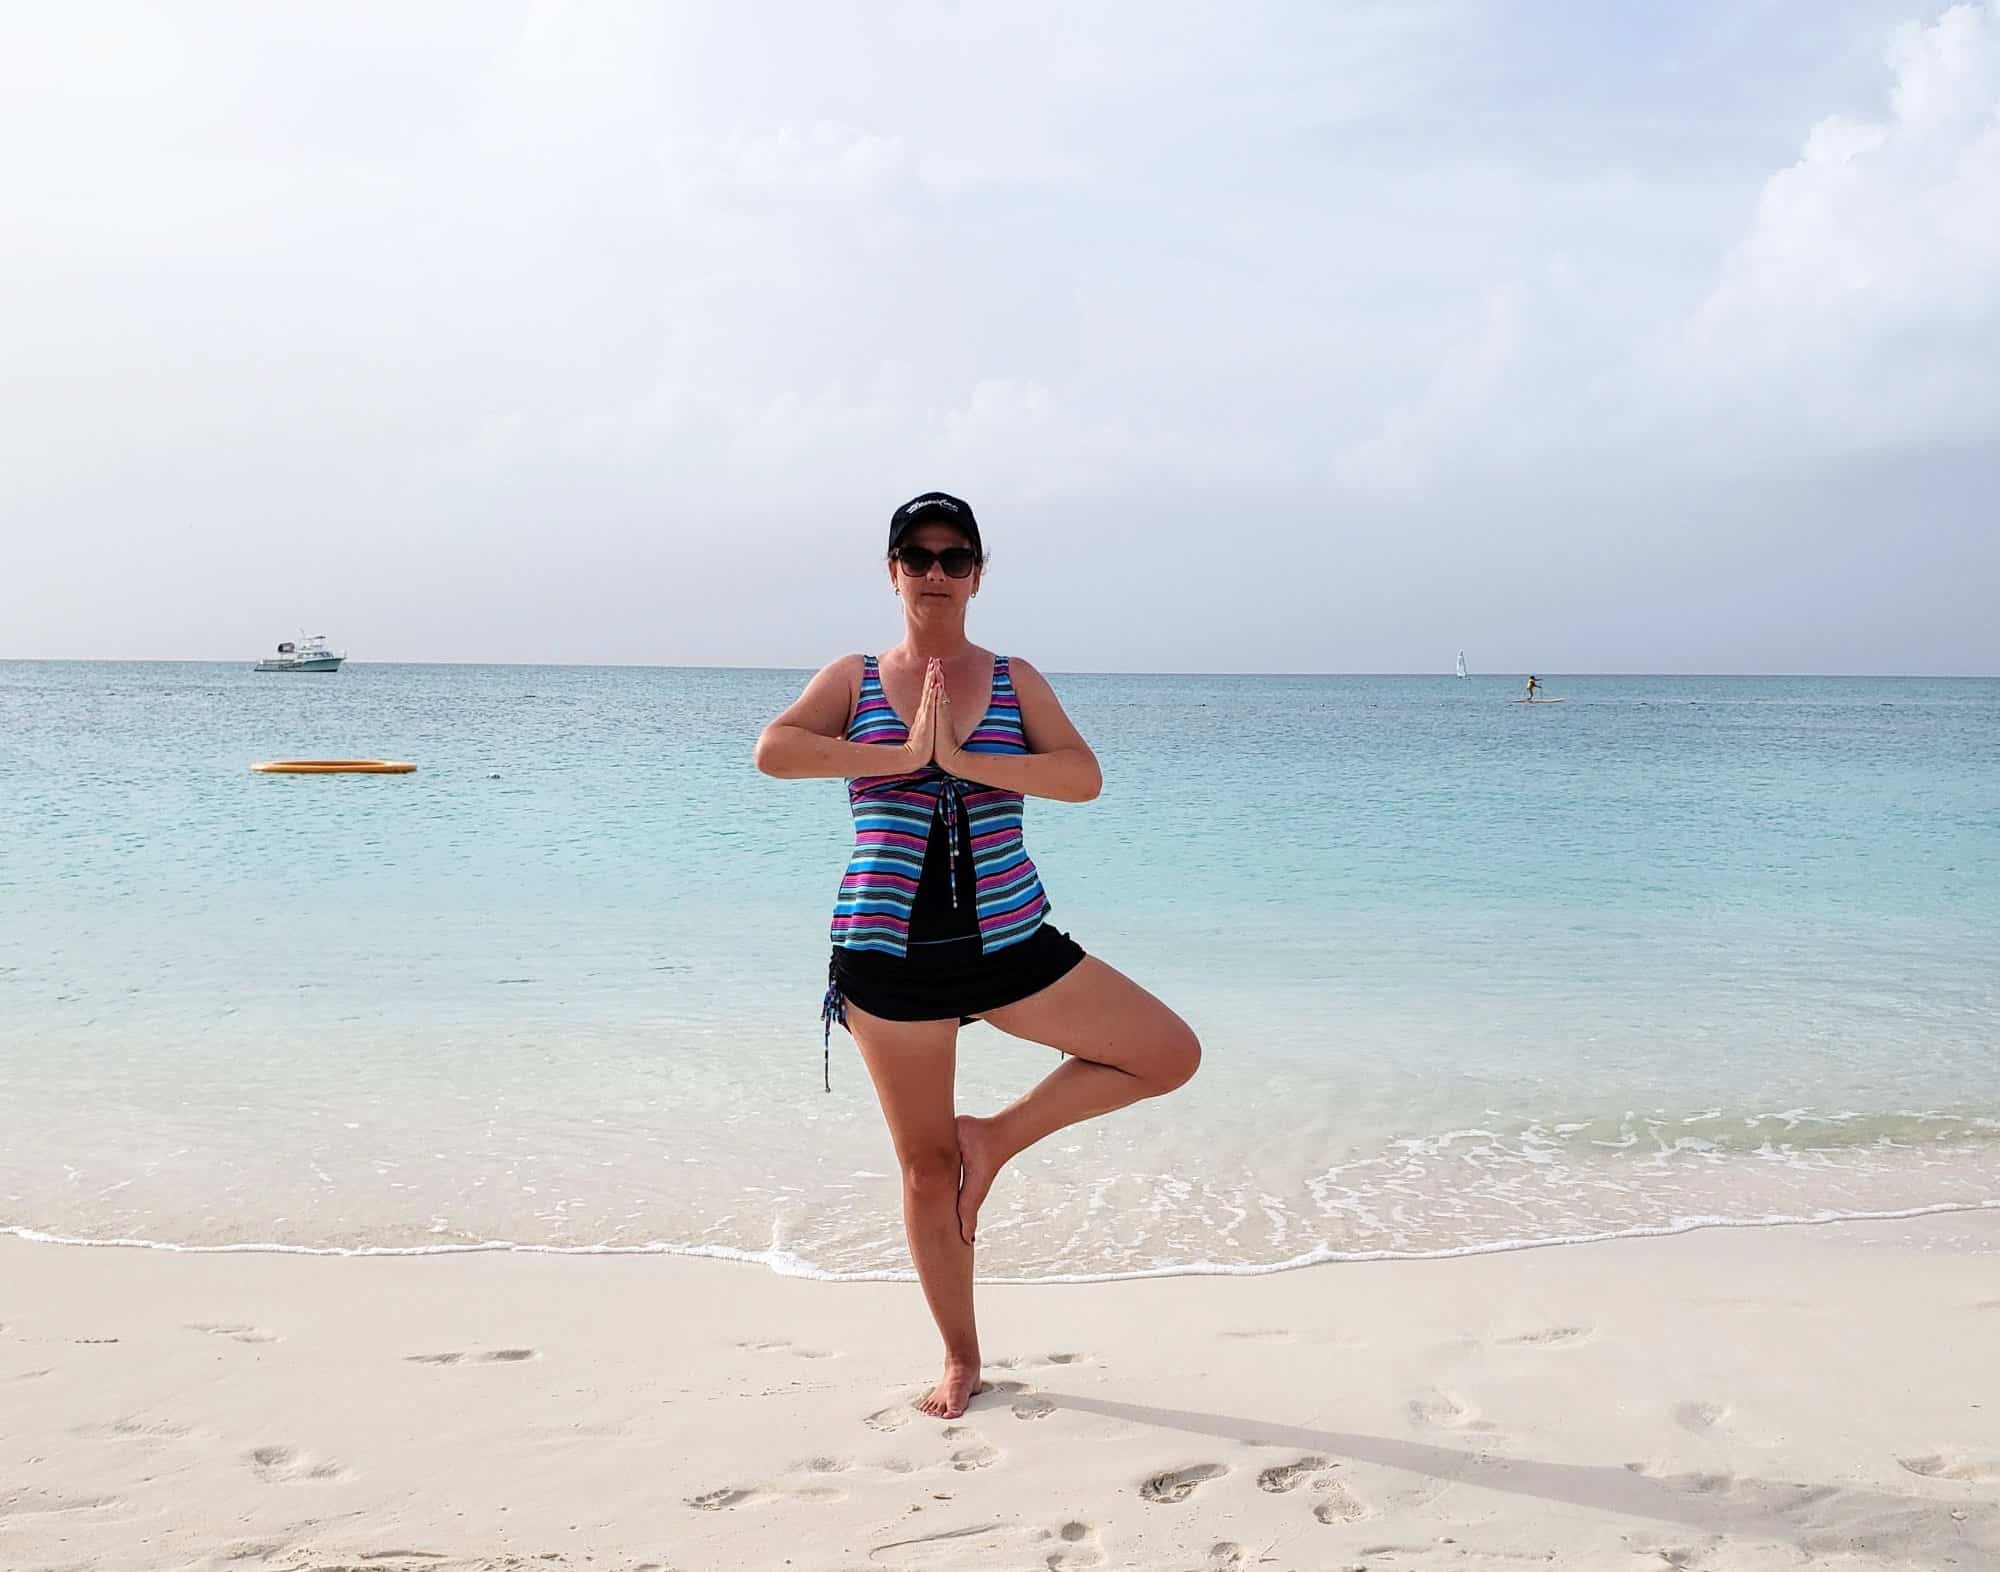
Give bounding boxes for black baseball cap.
[888,491,982,559]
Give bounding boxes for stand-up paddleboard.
[1513,698,1566,705]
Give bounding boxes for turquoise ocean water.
[2,661,1996,1280]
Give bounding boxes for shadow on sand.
[1007,1392,1997,1564]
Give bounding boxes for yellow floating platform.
[252,760,416,774]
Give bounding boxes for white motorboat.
[254,634,345,673]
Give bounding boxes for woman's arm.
[755,656,928,780]
[938,657,1102,803]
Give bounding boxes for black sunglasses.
[893,545,980,579]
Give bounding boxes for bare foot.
[916,1360,987,1420]
[955,1113,1008,1246]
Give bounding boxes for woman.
[754,491,1201,1420]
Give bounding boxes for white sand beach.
[4,1213,1997,1572]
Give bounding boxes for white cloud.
[1319,2,2000,498]
[1679,0,2000,448]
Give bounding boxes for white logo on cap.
[906,497,958,513]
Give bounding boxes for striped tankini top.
[829,654,1051,959]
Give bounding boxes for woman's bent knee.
[1151,1023,1201,1094]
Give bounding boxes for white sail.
[1455,650,1468,679]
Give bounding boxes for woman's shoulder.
[998,657,1077,716]
[996,652,1046,684]
[798,653,869,705]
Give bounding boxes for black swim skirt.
[832,923,1086,1025]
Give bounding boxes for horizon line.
[2,657,1995,681]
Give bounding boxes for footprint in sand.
[245,1444,347,1484]
[1899,1452,2000,1482]
[1674,1400,1729,1432]
[1044,1520,1105,1569]
[1502,1324,1593,1347]
[1257,1456,1328,1493]
[404,1348,538,1365]
[1254,1455,1369,1521]
[943,1425,998,1472]
[1203,1544,1244,1570]
[71,1417,193,1441]
[214,1541,297,1564]
[990,1349,1090,1372]
[993,1350,1091,1371]
[186,1322,281,1344]
[986,1381,1056,1420]
[865,1403,914,1432]
[1140,1464,1228,1504]
[689,1485,760,1511]
[1405,1389,1492,1432]
[1310,1475,1369,1524]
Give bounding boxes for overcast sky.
[4,1,1996,673]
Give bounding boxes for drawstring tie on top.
[936,774,968,912]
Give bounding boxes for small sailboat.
[1455,651,1468,679]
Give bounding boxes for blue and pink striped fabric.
[830,655,1050,957]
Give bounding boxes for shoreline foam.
[8,1193,1998,1285]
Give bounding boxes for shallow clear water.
[3,662,1996,1278]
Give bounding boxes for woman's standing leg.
[846,1003,984,1418]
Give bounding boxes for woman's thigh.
[978,956,1199,1086]
[844,1002,962,1166]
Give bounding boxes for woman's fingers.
[913,661,939,751]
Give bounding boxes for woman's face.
[887,522,982,612]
